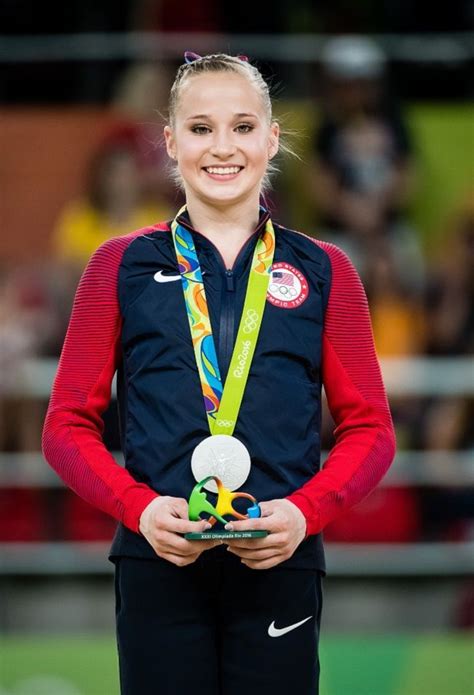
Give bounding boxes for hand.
[224,498,307,570]
[139,496,222,567]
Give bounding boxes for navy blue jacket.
[42,206,396,572]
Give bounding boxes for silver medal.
[191,434,251,492]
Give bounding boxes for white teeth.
[205,166,241,175]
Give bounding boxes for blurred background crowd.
[0,2,473,686]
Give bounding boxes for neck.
[184,197,262,245]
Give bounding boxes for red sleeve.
[42,233,160,534]
[286,241,396,536]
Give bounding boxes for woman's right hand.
[138,496,222,566]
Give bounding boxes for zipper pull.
[225,269,235,292]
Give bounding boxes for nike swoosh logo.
[268,615,313,637]
[153,271,181,283]
[153,270,207,283]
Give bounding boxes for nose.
[209,129,237,158]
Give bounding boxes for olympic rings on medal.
[243,309,259,334]
[216,419,235,429]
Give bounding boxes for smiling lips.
[203,165,244,180]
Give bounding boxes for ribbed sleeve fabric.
[42,230,164,533]
[286,239,396,536]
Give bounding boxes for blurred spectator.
[416,396,474,542]
[322,237,424,542]
[51,129,170,268]
[415,194,474,453]
[49,131,164,451]
[363,236,427,451]
[414,194,474,542]
[421,398,474,453]
[111,61,179,211]
[364,237,426,357]
[0,264,57,450]
[309,35,425,295]
[424,191,474,356]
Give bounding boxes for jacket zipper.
[220,268,235,382]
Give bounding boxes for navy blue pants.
[114,546,323,694]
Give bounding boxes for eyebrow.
[185,112,259,121]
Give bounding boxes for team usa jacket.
[42,206,396,572]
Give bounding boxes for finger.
[159,551,200,567]
[227,546,282,561]
[188,538,223,551]
[156,530,218,554]
[153,540,191,557]
[142,529,197,559]
[225,533,283,549]
[258,502,275,517]
[241,555,284,570]
[168,497,189,517]
[224,517,276,533]
[164,516,212,535]
[148,530,197,555]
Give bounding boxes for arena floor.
[1,632,472,694]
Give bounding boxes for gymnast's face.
[164,72,279,209]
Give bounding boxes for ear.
[268,121,280,160]
[164,125,177,160]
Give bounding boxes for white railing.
[1,355,472,577]
[0,450,473,486]
[5,356,474,398]
[0,541,472,576]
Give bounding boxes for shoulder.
[275,222,354,267]
[275,222,364,294]
[86,221,171,269]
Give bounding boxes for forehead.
[176,72,266,120]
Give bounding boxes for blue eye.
[236,124,253,133]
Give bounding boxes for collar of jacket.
[169,204,272,274]
[174,205,270,244]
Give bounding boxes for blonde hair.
[164,53,299,193]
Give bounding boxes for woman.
[42,52,396,695]
[52,128,171,269]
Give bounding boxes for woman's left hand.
[224,499,307,569]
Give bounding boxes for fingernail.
[224,523,233,531]
[204,523,212,530]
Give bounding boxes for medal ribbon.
[171,205,275,436]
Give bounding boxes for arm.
[42,235,159,533]
[286,242,396,536]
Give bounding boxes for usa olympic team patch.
[266,262,309,309]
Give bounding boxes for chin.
[200,187,248,206]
